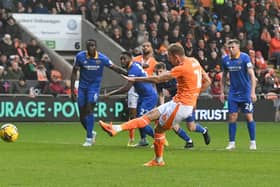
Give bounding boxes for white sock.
[250,140,256,145]
[156,157,163,163]
[112,125,122,132]
[86,138,92,142]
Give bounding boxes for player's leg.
[135,96,157,147]
[185,111,211,145]
[77,88,95,146]
[83,102,97,146]
[172,124,193,149]
[82,91,98,147]
[77,88,87,130]
[144,125,166,167]
[226,99,239,150]
[99,108,160,136]
[242,102,256,150]
[79,107,87,130]
[127,107,136,146]
[127,88,138,146]
[144,101,193,166]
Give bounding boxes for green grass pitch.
[0,122,280,187]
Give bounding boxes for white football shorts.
[127,86,139,108]
[158,100,193,129]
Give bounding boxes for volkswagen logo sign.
[67,19,77,30]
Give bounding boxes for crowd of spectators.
[0,0,280,99]
[0,4,71,96]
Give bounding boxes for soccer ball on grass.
[0,123,19,142]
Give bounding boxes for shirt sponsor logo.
[84,65,100,70]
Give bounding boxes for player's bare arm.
[248,67,257,102]
[200,69,211,93]
[122,71,173,84]
[220,71,228,103]
[70,65,79,102]
[104,81,134,98]
[109,64,127,75]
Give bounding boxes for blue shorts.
[228,99,254,113]
[77,87,99,107]
[186,111,195,122]
[137,95,158,117]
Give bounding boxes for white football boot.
[249,141,257,150]
[226,142,236,150]
[82,138,93,147]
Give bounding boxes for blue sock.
[139,125,154,139]
[144,125,154,138]
[229,122,237,142]
[195,123,205,133]
[85,114,94,138]
[175,128,191,142]
[247,121,256,141]
[139,128,146,139]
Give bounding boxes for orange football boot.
[99,120,117,136]
[143,159,165,167]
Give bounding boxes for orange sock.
[128,129,135,140]
[153,133,165,158]
[121,115,151,130]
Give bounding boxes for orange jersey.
[133,55,158,76]
[171,57,202,106]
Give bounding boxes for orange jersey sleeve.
[133,55,158,76]
[170,57,202,106]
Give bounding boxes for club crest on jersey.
[96,60,101,64]
[237,60,242,65]
[83,60,88,64]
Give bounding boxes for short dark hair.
[228,39,240,45]
[155,62,166,70]
[87,39,96,43]
[120,51,132,58]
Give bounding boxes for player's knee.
[155,125,165,133]
[187,122,196,131]
[245,113,254,122]
[172,125,180,132]
[229,113,238,122]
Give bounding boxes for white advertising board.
[13,13,81,51]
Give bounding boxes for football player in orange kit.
[99,43,211,166]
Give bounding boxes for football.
[0,123,19,142]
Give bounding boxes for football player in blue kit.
[103,51,157,146]
[221,39,257,150]
[70,39,127,147]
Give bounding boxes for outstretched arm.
[122,71,173,84]
[109,64,127,75]
[105,81,134,97]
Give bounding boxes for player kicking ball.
[99,43,211,166]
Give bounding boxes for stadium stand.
[0,0,279,101]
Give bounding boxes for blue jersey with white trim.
[128,62,157,98]
[74,51,113,89]
[222,52,253,101]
